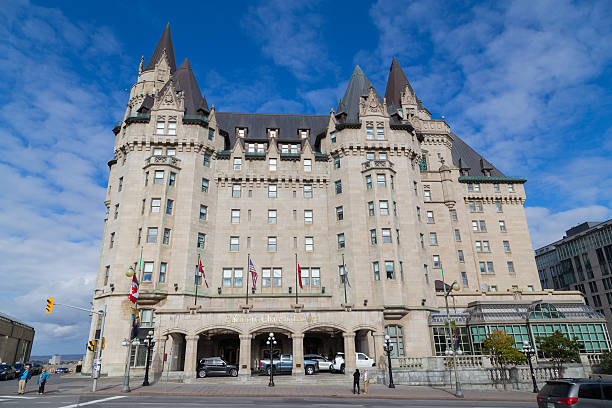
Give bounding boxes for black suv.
[537,378,612,407]
[197,357,238,378]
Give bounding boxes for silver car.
[537,379,612,407]
[304,354,333,371]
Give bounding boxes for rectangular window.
[420,233,424,248]
[143,262,153,281]
[262,268,271,287]
[366,126,374,139]
[208,128,214,141]
[303,184,312,198]
[373,262,380,281]
[159,263,167,283]
[461,272,468,287]
[330,131,336,143]
[154,170,164,184]
[235,269,244,287]
[424,190,431,201]
[304,210,313,224]
[376,127,384,140]
[366,152,375,161]
[305,237,314,252]
[336,206,343,221]
[472,220,479,231]
[379,152,387,160]
[197,233,205,248]
[167,121,176,135]
[203,153,210,167]
[433,255,440,268]
[380,201,389,215]
[337,233,345,249]
[201,178,209,193]
[334,157,341,168]
[494,183,500,192]
[414,181,418,195]
[499,221,506,232]
[487,262,495,273]
[268,184,277,198]
[163,228,170,244]
[335,180,342,194]
[496,201,502,212]
[147,228,157,243]
[382,229,392,243]
[479,262,486,273]
[230,236,239,251]
[417,207,421,221]
[223,268,232,287]
[300,267,310,287]
[110,232,115,248]
[268,209,277,224]
[156,121,165,135]
[455,229,461,241]
[231,209,240,224]
[366,175,373,189]
[169,172,176,186]
[370,229,377,245]
[458,250,464,262]
[269,158,277,171]
[480,220,487,231]
[503,241,510,252]
[200,205,207,220]
[311,268,320,286]
[475,241,482,252]
[114,204,119,219]
[508,184,514,192]
[427,211,434,223]
[385,261,395,279]
[451,209,457,221]
[377,174,386,188]
[467,183,473,192]
[166,199,173,215]
[118,177,123,192]
[507,261,515,274]
[273,268,282,287]
[469,202,475,212]
[474,183,480,192]
[429,232,438,245]
[268,237,277,252]
[475,201,482,211]
[232,184,241,197]
[167,148,176,156]
[483,241,490,252]
[303,159,312,172]
[368,201,375,216]
[233,158,242,170]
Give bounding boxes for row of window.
[230,183,314,198]
[430,254,516,275]
[365,174,394,190]
[236,127,310,139]
[144,170,176,186]
[468,200,504,213]
[467,183,516,193]
[221,267,321,288]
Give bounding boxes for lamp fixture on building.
[217,287,222,295]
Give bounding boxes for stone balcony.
[143,155,181,169]
[361,159,395,172]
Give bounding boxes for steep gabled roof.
[336,65,381,123]
[450,134,505,177]
[144,23,177,74]
[173,58,209,115]
[384,57,415,110]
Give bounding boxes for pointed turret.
[336,65,381,123]
[384,57,415,110]
[173,58,209,115]
[144,23,177,74]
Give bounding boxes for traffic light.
[101,337,105,349]
[87,340,95,351]
[46,297,54,314]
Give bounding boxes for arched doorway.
[197,328,241,365]
[167,332,186,371]
[250,327,293,375]
[303,326,344,361]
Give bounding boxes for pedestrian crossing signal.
[87,340,96,351]
[46,297,54,314]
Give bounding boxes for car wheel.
[198,370,207,378]
[340,364,345,375]
[229,369,238,377]
[266,367,271,376]
[306,366,314,375]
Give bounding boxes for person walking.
[352,368,360,394]
[17,365,31,395]
[38,368,50,394]
[363,368,369,394]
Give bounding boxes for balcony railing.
[144,155,181,169]
[125,113,151,125]
[361,159,394,171]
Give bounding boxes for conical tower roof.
[144,23,177,73]
[384,57,415,110]
[336,65,381,123]
[173,58,209,115]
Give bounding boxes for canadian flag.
[129,274,139,303]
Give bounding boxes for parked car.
[331,352,376,374]
[55,367,70,373]
[304,354,333,371]
[26,363,42,375]
[0,364,16,380]
[12,363,24,377]
[197,357,238,378]
[537,378,612,407]
[258,354,319,375]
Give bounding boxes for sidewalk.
[63,377,537,401]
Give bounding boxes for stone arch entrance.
[250,327,293,375]
[166,332,186,372]
[197,328,241,366]
[303,325,344,361]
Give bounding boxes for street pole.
[384,335,395,388]
[121,309,135,393]
[522,340,539,393]
[267,332,276,387]
[142,331,155,386]
[441,264,463,398]
[92,304,107,392]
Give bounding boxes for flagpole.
[246,254,250,305]
[195,254,200,306]
[295,253,298,305]
[342,253,347,304]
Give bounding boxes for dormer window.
[268,128,278,138]
[281,144,299,154]
[299,129,309,139]
[366,125,374,140]
[461,169,469,176]
[483,169,491,177]
[236,128,247,138]
[247,143,266,153]
[168,120,177,135]
[156,120,165,135]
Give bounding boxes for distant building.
[0,312,35,364]
[536,219,612,338]
[49,354,61,365]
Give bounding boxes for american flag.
[249,258,258,291]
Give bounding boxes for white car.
[304,354,333,371]
[331,352,375,373]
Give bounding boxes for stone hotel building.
[85,25,610,379]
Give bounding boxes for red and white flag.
[129,274,139,303]
[297,263,303,289]
[198,259,209,288]
[249,258,258,291]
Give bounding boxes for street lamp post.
[522,340,539,393]
[444,280,464,398]
[122,266,137,393]
[267,332,276,387]
[142,331,156,386]
[383,335,395,388]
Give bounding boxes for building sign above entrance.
[224,313,319,325]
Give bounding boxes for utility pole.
[92,304,107,392]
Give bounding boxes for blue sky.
[1,0,611,355]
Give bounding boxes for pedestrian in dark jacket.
[353,368,360,394]
[38,368,50,394]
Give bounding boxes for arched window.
[529,303,565,319]
[385,325,405,357]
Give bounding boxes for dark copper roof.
[144,23,177,74]
[384,57,415,110]
[336,65,382,123]
[174,58,209,115]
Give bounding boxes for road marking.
[0,395,37,399]
[58,395,126,407]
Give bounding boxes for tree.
[482,329,525,390]
[537,330,580,375]
[600,351,612,374]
